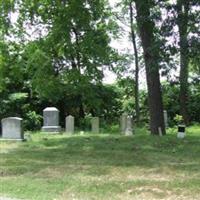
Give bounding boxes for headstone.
[65,115,74,134]
[120,113,128,134]
[42,107,61,133]
[163,110,168,128]
[91,117,99,133]
[1,117,24,140]
[158,127,163,136]
[177,125,186,138]
[125,115,133,136]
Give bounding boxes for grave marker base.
[42,126,61,133]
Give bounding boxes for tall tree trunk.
[58,99,66,127]
[177,0,189,124]
[135,0,166,135]
[78,95,85,119]
[129,2,140,125]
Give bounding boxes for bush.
[174,114,184,125]
[78,114,92,131]
[24,111,42,131]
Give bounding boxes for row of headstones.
[120,110,185,138]
[43,108,168,135]
[0,107,100,140]
[41,107,99,134]
[120,110,168,133]
[0,107,185,140]
[0,108,163,139]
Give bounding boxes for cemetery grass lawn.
[0,126,200,200]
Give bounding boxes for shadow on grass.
[1,132,200,177]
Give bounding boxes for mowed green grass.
[0,126,200,200]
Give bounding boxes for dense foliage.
[0,0,199,132]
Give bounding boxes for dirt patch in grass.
[116,186,200,200]
[32,164,92,179]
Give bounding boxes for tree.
[112,0,141,124]
[160,0,200,124]
[12,0,118,119]
[135,0,165,135]
[178,0,200,124]
[129,1,140,124]
[177,0,190,124]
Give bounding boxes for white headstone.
[91,117,99,133]
[42,107,61,133]
[120,113,128,134]
[1,117,24,140]
[177,125,186,138]
[125,115,133,136]
[177,132,185,138]
[163,110,168,128]
[65,115,74,134]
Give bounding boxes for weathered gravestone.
[91,117,99,133]
[120,113,128,134]
[65,115,74,134]
[163,110,168,128]
[125,115,133,136]
[42,107,61,133]
[177,125,186,138]
[1,117,24,140]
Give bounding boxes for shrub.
[24,111,42,131]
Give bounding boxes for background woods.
[0,0,199,133]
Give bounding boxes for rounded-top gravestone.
[120,112,128,134]
[163,110,168,128]
[42,107,61,133]
[1,117,24,140]
[91,117,99,133]
[65,115,74,134]
[125,115,133,136]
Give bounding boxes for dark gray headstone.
[41,107,61,133]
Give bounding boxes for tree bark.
[129,2,140,125]
[135,0,166,135]
[177,0,190,124]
